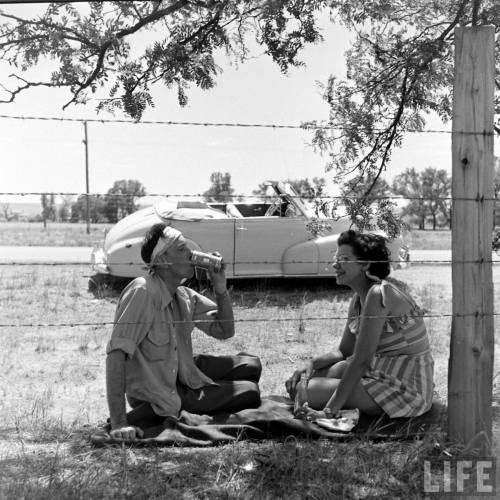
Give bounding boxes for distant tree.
[1,203,15,221]
[58,195,74,222]
[287,177,326,199]
[70,194,107,223]
[104,179,146,223]
[392,167,451,230]
[203,172,234,203]
[40,193,56,228]
[392,168,428,230]
[421,167,452,229]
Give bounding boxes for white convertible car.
[91,182,409,279]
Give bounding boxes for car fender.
[107,236,146,278]
[105,232,204,278]
[283,233,340,276]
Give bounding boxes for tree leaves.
[0,1,324,118]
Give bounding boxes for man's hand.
[207,251,227,293]
[109,425,144,441]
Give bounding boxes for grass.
[0,263,498,499]
[0,222,112,247]
[0,221,453,250]
[406,229,451,250]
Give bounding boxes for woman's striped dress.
[349,280,434,418]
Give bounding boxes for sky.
[0,1,494,209]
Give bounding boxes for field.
[0,222,112,247]
[0,260,499,499]
[0,222,452,250]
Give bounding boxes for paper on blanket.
[314,408,360,432]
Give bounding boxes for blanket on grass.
[90,396,445,447]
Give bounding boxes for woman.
[286,230,433,420]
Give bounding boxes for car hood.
[104,205,161,252]
[103,201,229,253]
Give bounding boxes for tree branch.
[0,10,99,50]
[341,0,470,204]
[62,0,191,109]
[0,74,60,103]
[472,0,481,26]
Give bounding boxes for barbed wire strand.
[0,311,498,329]
[0,113,491,135]
[0,258,499,266]
[1,191,498,202]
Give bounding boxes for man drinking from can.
[105,223,262,440]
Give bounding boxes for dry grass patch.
[0,263,498,498]
[407,229,451,250]
[0,222,111,247]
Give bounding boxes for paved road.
[411,249,500,264]
[0,246,94,263]
[0,247,498,264]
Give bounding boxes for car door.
[171,219,236,277]
[234,216,309,276]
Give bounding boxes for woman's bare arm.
[324,286,388,414]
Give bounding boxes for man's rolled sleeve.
[106,285,154,357]
[191,291,219,336]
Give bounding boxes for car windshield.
[154,198,228,220]
[279,183,314,218]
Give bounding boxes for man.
[106,223,261,440]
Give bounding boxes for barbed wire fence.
[0,113,498,269]
[0,111,496,397]
[0,25,496,454]
[0,101,496,454]
[0,115,498,342]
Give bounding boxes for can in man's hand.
[190,250,223,272]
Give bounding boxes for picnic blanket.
[90,396,445,447]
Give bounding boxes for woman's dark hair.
[141,223,167,264]
[337,229,391,279]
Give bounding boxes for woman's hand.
[294,404,327,422]
[285,362,313,399]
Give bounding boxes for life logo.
[422,457,496,496]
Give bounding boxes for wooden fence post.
[449,26,495,455]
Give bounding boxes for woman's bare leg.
[312,359,350,379]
